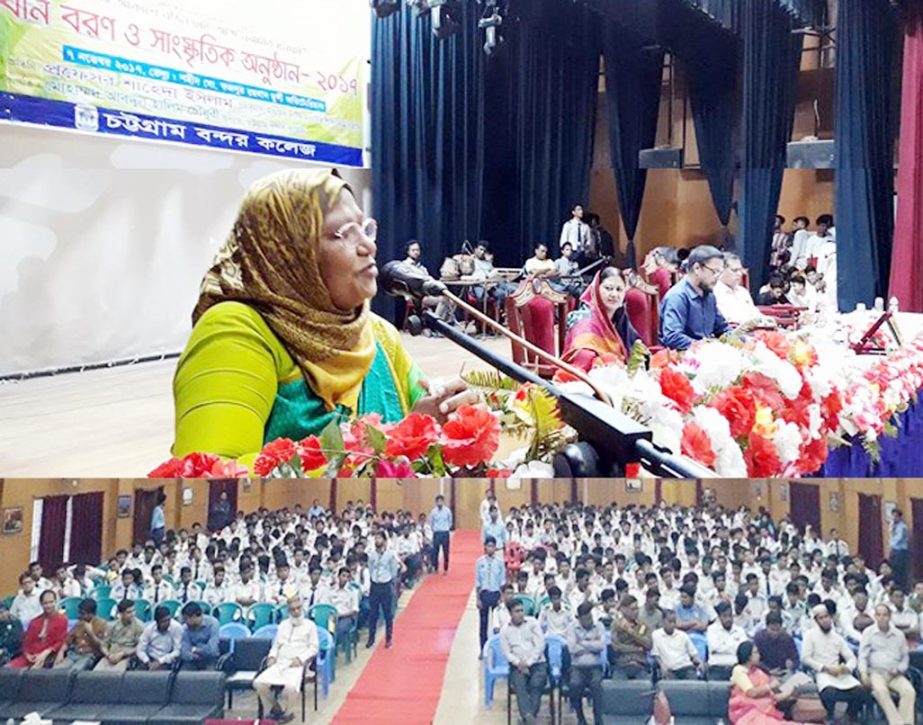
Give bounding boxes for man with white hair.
[253,595,319,723]
[801,603,867,723]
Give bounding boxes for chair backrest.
[95,597,118,620]
[544,634,566,678]
[232,637,273,671]
[308,603,338,634]
[59,597,83,619]
[219,621,251,643]
[317,625,333,656]
[0,668,24,701]
[253,624,279,640]
[513,594,537,617]
[20,670,74,702]
[214,601,244,625]
[600,680,655,716]
[659,680,711,716]
[91,585,111,601]
[158,599,182,618]
[624,275,660,348]
[134,598,153,622]
[69,671,125,704]
[708,681,732,717]
[122,671,173,705]
[505,278,571,377]
[487,635,509,672]
[247,602,276,630]
[169,671,226,706]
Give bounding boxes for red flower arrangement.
[659,366,696,414]
[385,413,440,461]
[681,421,717,468]
[710,386,757,439]
[441,405,501,468]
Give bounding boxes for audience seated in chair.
[93,599,143,672]
[137,605,183,670]
[54,597,106,671]
[7,591,67,669]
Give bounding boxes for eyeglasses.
[702,264,725,276]
[334,218,378,245]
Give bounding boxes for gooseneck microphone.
[380,260,448,299]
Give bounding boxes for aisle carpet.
[331,530,480,724]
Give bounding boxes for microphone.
[380,260,448,299]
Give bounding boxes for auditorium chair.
[657,680,731,725]
[0,669,24,714]
[757,304,806,329]
[146,671,226,725]
[46,671,127,722]
[220,636,273,711]
[599,679,655,724]
[0,669,75,719]
[504,277,573,378]
[623,272,661,350]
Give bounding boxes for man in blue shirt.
[659,245,731,350]
[150,492,167,546]
[475,536,506,653]
[428,495,453,575]
[889,508,910,590]
[367,530,402,649]
[481,505,506,549]
[179,602,220,670]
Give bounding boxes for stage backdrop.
[0,1,371,377]
[0,0,368,166]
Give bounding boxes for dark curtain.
[208,480,238,531]
[788,483,821,535]
[602,25,664,269]
[889,7,923,312]
[132,489,159,545]
[858,493,884,569]
[685,42,739,244]
[69,492,103,566]
[38,495,68,572]
[739,0,803,286]
[835,0,898,310]
[912,498,923,580]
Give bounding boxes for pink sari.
[562,271,628,370]
[728,667,797,725]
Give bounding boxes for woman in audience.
[563,267,641,371]
[728,641,797,724]
[171,169,477,462]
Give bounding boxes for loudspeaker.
[638,147,684,169]
[787,140,835,169]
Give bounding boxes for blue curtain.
[602,25,664,269]
[834,0,898,310]
[739,0,803,286]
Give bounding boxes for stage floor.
[0,332,510,478]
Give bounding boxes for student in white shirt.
[319,568,360,642]
[538,587,572,637]
[145,565,175,604]
[652,610,703,680]
[559,204,589,254]
[233,567,262,607]
[706,602,749,681]
[202,567,231,608]
[253,595,319,722]
[10,574,42,625]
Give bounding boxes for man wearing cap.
[801,603,868,722]
[859,604,916,725]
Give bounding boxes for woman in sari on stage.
[562,267,641,372]
[171,169,476,463]
[728,641,797,725]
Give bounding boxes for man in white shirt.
[713,253,765,326]
[801,603,866,722]
[479,492,502,527]
[253,595,319,724]
[202,567,231,609]
[320,568,360,643]
[538,587,571,637]
[789,216,812,267]
[52,566,82,599]
[499,599,548,725]
[652,610,703,680]
[233,566,263,607]
[145,565,175,605]
[826,529,849,559]
[559,204,589,254]
[10,574,42,625]
[301,567,327,609]
[268,563,300,606]
[706,602,748,681]
[859,604,915,725]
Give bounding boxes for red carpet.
[331,530,481,724]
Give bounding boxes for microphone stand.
[405,295,715,479]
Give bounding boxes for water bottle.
[889,296,899,314]
[855,302,867,313]
[874,296,884,312]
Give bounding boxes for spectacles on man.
[334,218,378,245]
[702,263,725,276]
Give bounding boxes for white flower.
[686,343,746,393]
[773,422,802,464]
[751,342,802,399]
[509,460,555,482]
[715,439,747,476]
[692,406,732,453]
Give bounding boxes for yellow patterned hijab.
[193,168,376,412]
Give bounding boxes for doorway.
[858,493,884,569]
[133,486,164,545]
[788,483,821,535]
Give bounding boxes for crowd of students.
[475,496,919,725]
[0,498,454,721]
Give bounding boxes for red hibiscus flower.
[744,432,782,477]
[385,413,440,461]
[210,460,250,478]
[441,405,501,468]
[754,330,791,361]
[741,372,786,411]
[659,366,696,414]
[681,421,717,468]
[253,438,299,476]
[821,391,843,428]
[180,452,223,477]
[486,468,513,478]
[710,386,757,439]
[375,459,416,477]
[297,436,327,472]
[148,457,185,478]
[798,436,828,475]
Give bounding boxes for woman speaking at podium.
[171,169,475,461]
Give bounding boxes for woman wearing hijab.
[562,267,641,372]
[172,169,475,461]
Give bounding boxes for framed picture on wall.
[702,488,717,505]
[505,479,522,491]
[829,492,840,513]
[182,487,194,506]
[242,479,252,492]
[1,507,23,535]
[625,479,643,493]
[117,495,132,518]
[779,482,789,502]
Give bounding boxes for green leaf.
[320,420,345,455]
[427,444,447,477]
[460,369,520,392]
[626,340,650,376]
[365,424,388,455]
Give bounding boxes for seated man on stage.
[758,275,789,306]
[713,253,767,327]
[464,240,516,308]
[552,243,583,297]
[403,240,457,327]
[523,243,556,278]
[563,268,641,371]
[659,245,730,350]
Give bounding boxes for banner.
[0,0,369,166]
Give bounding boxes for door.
[37,495,69,571]
[911,498,923,580]
[69,492,104,566]
[208,480,238,531]
[133,487,163,545]
[788,483,821,535]
[858,493,885,569]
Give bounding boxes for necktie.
[155,586,160,604]
[195,562,200,579]
[766,579,771,597]
[309,588,315,606]
[183,584,188,603]
[122,589,128,602]
[279,583,284,597]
